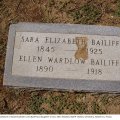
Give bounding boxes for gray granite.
[3,23,120,93]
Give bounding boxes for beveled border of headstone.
[4,22,120,93]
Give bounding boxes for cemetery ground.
[0,0,120,114]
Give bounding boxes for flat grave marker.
[4,23,120,93]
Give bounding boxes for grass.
[0,0,120,114]
[92,102,106,114]
[70,3,102,24]
[115,0,120,16]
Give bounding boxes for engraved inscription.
[12,32,120,81]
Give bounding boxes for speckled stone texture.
[4,23,120,93]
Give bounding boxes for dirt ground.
[0,0,120,114]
